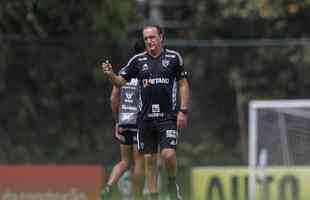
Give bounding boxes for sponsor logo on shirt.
[121,105,138,111]
[122,86,137,90]
[138,57,147,61]
[147,113,165,118]
[126,78,138,86]
[165,54,176,58]
[142,78,169,88]
[120,113,137,121]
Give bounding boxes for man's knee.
[144,154,157,165]
[161,149,176,161]
[119,160,130,169]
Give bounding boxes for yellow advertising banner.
[0,165,103,200]
[191,166,310,200]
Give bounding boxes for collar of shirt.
[146,48,165,59]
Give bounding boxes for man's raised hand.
[101,60,113,75]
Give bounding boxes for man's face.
[143,27,162,54]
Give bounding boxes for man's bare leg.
[131,144,144,200]
[161,148,182,200]
[144,153,159,200]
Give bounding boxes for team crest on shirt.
[125,93,133,100]
[162,59,170,67]
[124,92,134,103]
[142,64,149,71]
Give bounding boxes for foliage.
[0,0,141,40]
[1,0,310,167]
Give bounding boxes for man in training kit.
[102,39,145,200]
[102,25,189,200]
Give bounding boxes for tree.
[0,0,141,40]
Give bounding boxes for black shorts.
[137,119,178,154]
[116,127,138,145]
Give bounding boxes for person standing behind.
[102,39,145,200]
[101,25,189,200]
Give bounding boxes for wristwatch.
[179,109,188,115]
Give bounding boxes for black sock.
[149,192,159,200]
[168,177,178,199]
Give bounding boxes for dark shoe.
[100,186,112,200]
[168,183,183,200]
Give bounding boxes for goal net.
[248,99,310,200]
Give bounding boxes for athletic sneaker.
[100,186,112,200]
[168,183,183,200]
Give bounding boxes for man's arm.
[178,78,189,110]
[110,85,123,140]
[101,60,127,87]
[177,78,189,129]
[110,86,120,122]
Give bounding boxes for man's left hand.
[177,112,187,129]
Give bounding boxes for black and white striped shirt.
[120,49,187,121]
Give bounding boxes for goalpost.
[248,99,310,200]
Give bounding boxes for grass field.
[105,166,191,200]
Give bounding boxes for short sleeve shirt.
[120,49,187,121]
[118,74,139,127]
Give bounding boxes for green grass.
[105,166,191,200]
